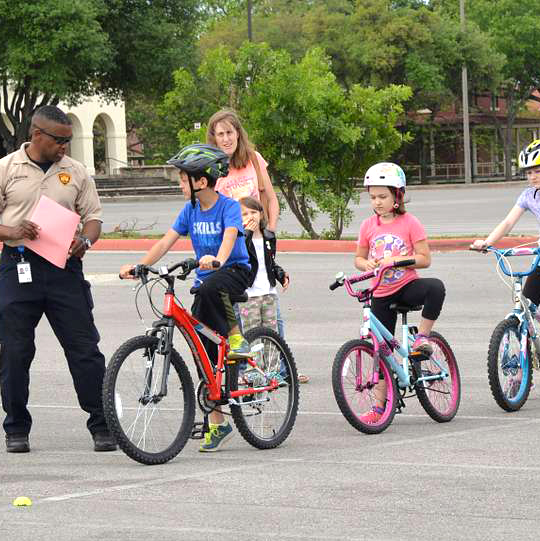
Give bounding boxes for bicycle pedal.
[190,422,206,440]
[409,352,430,362]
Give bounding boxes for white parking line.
[27,403,534,422]
[376,417,540,448]
[40,463,262,504]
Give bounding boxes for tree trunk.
[419,128,428,184]
[494,84,525,182]
[272,174,320,239]
[0,81,58,156]
[504,121,514,181]
[334,211,344,240]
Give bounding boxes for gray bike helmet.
[168,144,229,207]
[168,144,229,182]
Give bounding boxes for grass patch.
[100,231,536,241]
[101,231,163,239]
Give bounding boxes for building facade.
[1,95,127,177]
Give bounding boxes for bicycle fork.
[518,292,540,371]
[141,321,175,405]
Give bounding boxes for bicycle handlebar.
[471,245,540,277]
[329,258,416,297]
[124,258,220,282]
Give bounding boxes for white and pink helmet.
[363,162,406,189]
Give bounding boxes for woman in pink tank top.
[206,109,309,384]
[207,109,280,232]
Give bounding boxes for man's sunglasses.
[35,125,72,145]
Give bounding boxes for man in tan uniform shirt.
[0,105,116,453]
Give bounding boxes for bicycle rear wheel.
[102,335,196,465]
[412,331,460,422]
[487,317,532,412]
[332,339,397,434]
[229,327,299,449]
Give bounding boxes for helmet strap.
[188,175,197,208]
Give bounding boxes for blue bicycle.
[477,246,540,411]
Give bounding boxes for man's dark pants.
[0,246,108,436]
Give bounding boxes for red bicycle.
[102,258,299,465]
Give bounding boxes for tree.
[457,0,540,180]
[342,0,501,181]
[163,42,411,239]
[0,0,200,156]
[199,1,355,81]
[125,96,182,165]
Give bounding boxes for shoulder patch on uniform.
[58,172,71,185]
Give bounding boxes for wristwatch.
[80,236,92,250]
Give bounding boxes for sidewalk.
[92,235,538,253]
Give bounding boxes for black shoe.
[6,434,30,453]
[92,431,117,452]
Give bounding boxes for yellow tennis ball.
[13,496,32,507]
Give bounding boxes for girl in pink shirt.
[355,163,445,423]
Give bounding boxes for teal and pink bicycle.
[329,260,461,434]
[473,245,540,411]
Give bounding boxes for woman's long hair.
[207,109,254,170]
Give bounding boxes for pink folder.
[25,195,80,268]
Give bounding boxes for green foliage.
[0,0,201,155]
[98,0,201,99]
[441,0,540,178]
[126,96,180,165]
[0,0,110,98]
[199,0,499,115]
[162,42,411,239]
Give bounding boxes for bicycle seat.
[390,303,423,314]
[189,286,248,304]
[230,293,248,303]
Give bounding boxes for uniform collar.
[13,142,72,169]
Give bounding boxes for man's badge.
[58,172,71,185]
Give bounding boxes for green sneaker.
[227,334,252,359]
[199,422,233,452]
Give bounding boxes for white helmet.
[364,162,406,189]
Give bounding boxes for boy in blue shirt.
[120,144,251,452]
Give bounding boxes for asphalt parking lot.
[2,250,540,540]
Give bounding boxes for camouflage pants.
[238,294,278,333]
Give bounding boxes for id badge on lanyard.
[16,246,32,284]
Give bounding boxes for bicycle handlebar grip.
[329,271,345,290]
[394,258,416,268]
[131,264,147,278]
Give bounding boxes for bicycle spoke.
[103,335,195,465]
[231,328,299,449]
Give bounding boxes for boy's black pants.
[191,264,250,363]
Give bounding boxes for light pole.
[247,0,253,41]
[460,0,472,183]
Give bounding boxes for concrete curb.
[91,236,539,253]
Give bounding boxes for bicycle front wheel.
[332,339,398,434]
[412,331,460,422]
[487,317,532,412]
[102,335,196,465]
[230,327,299,449]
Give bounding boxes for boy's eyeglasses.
[35,125,72,145]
